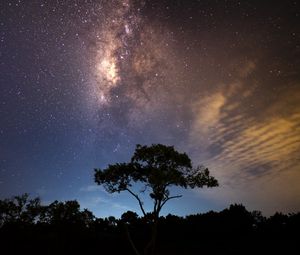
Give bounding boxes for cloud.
[192,92,226,135]
[79,195,134,217]
[188,62,300,214]
[204,98,300,184]
[238,60,256,78]
[79,185,104,192]
[190,71,300,177]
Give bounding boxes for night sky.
[1,0,300,218]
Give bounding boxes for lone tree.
[94,144,218,255]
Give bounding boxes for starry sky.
[1,0,300,217]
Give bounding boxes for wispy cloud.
[79,185,104,192]
[188,62,300,214]
[79,195,134,217]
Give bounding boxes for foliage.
[0,193,41,226]
[0,194,94,228]
[41,200,94,227]
[95,144,218,218]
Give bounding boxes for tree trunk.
[124,223,141,255]
[144,219,158,255]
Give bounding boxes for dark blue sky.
[1,0,300,218]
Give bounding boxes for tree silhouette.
[94,144,219,255]
[0,193,42,226]
[1,193,299,255]
[121,211,140,255]
[41,200,94,228]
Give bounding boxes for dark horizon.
[2,192,300,219]
[1,193,299,255]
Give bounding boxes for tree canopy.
[95,144,218,217]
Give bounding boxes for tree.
[41,200,94,227]
[94,144,218,255]
[0,194,42,226]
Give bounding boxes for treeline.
[0,194,299,255]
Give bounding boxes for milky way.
[0,0,300,217]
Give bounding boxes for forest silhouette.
[1,144,299,254]
[0,194,299,255]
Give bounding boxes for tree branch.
[125,188,146,217]
[153,199,158,215]
[159,195,182,211]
